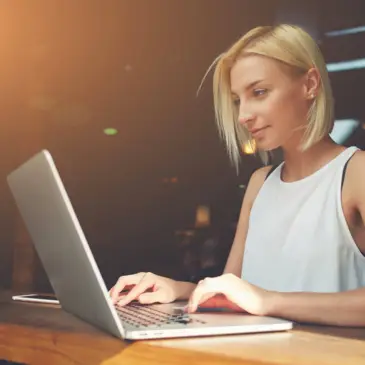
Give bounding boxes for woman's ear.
[304,68,321,99]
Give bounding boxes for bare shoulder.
[345,150,365,206]
[346,150,365,182]
[351,149,365,164]
[245,165,273,203]
[251,165,274,181]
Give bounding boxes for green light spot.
[104,128,118,136]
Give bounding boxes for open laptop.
[7,150,293,340]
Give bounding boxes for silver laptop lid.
[7,150,125,339]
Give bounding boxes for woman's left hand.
[187,273,275,316]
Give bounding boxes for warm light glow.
[195,205,210,228]
[162,177,179,184]
[243,140,256,154]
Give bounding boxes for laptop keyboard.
[115,303,206,328]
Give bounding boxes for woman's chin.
[255,140,280,152]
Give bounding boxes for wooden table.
[1,292,365,365]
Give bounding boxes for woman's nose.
[238,112,254,125]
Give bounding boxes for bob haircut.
[200,24,334,169]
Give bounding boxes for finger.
[187,281,205,312]
[109,286,119,302]
[137,291,163,305]
[118,274,154,306]
[111,273,145,303]
[111,284,137,296]
[187,279,214,312]
[109,286,134,299]
[109,285,130,296]
[188,291,216,313]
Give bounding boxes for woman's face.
[230,55,315,151]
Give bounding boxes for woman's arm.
[224,166,272,276]
[187,274,365,326]
[189,152,365,326]
[347,151,365,253]
[268,289,365,326]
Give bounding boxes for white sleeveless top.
[241,147,365,293]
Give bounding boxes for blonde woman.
[110,24,365,326]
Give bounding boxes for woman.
[110,24,365,326]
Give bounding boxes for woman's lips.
[250,126,269,136]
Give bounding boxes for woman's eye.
[233,98,240,106]
[253,88,267,97]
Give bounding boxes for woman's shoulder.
[245,165,274,203]
[251,165,274,181]
[343,149,365,207]
[346,149,365,180]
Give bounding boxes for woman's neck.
[281,137,346,182]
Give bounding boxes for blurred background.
[0,0,365,293]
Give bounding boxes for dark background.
[0,0,365,292]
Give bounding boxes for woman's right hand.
[109,272,183,306]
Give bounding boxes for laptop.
[7,150,293,340]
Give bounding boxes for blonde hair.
[200,24,334,169]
